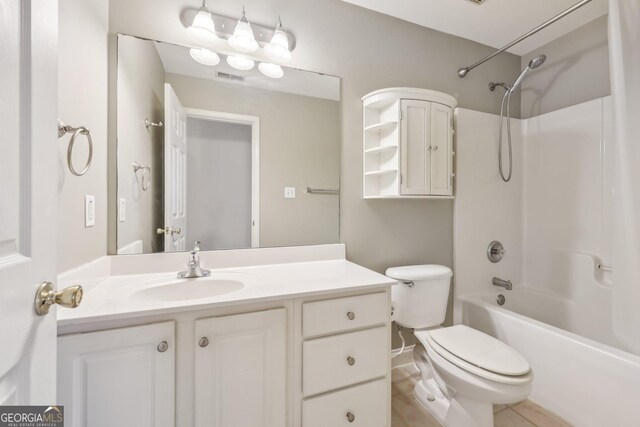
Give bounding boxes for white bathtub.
[460,288,640,427]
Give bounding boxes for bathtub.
[460,288,640,427]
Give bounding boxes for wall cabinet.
[362,88,456,198]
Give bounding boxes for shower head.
[509,54,547,93]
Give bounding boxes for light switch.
[119,198,126,222]
[284,187,296,199]
[85,195,95,228]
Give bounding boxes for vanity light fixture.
[264,18,292,64]
[228,7,259,53]
[186,2,218,45]
[189,48,220,66]
[227,55,255,71]
[258,62,284,79]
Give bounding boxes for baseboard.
[391,344,415,369]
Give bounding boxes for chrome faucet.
[492,277,512,291]
[178,241,211,279]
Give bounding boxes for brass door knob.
[157,226,182,235]
[34,281,83,316]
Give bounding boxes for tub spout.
[492,277,512,291]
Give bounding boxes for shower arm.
[457,0,592,78]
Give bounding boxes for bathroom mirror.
[115,34,340,254]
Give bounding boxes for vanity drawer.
[302,378,388,427]
[303,326,388,396]
[302,292,388,337]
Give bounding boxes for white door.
[57,322,175,427]
[194,309,287,427]
[0,0,59,406]
[164,83,188,252]
[400,99,431,195]
[430,102,453,196]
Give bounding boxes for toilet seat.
[415,326,531,385]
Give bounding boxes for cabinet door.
[57,322,175,427]
[195,309,287,427]
[430,102,453,195]
[400,99,431,195]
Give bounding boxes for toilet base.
[414,380,494,427]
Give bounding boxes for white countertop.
[58,259,395,327]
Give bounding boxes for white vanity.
[57,245,393,427]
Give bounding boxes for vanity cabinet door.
[194,308,287,427]
[57,322,175,427]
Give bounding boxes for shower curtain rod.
[457,0,593,78]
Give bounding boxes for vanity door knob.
[199,337,209,348]
[34,281,83,316]
[347,356,356,366]
[157,341,169,353]
[347,311,355,320]
[346,412,355,423]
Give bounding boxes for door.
[0,0,59,406]
[430,102,453,196]
[194,309,287,427]
[163,83,187,252]
[400,100,431,195]
[57,322,175,427]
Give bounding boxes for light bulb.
[264,19,292,63]
[227,55,255,71]
[186,7,218,45]
[190,48,220,66]
[258,62,284,79]
[228,7,259,53]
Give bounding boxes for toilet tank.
[386,265,453,329]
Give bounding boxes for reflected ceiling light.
[227,55,255,71]
[189,48,220,66]
[264,18,292,64]
[258,62,284,79]
[186,3,218,45]
[228,7,259,53]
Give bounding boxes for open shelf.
[364,169,397,177]
[364,121,397,133]
[364,146,398,155]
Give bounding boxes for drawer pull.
[157,341,168,353]
[347,311,355,320]
[346,412,355,423]
[347,356,356,366]
[199,337,209,348]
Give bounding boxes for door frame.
[184,108,260,248]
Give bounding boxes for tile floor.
[391,364,572,427]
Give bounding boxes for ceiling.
[340,0,608,55]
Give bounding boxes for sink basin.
[130,278,245,302]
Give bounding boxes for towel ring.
[58,119,93,176]
[133,162,151,191]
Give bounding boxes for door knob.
[157,226,182,235]
[34,281,83,316]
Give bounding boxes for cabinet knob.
[433,145,439,151]
[34,281,83,316]
[199,337,209,348]
[347,356,356,366]
[346,412,355,423]
[346,311,355,320]
[157,341,169,352]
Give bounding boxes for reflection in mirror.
[116,34,340,254]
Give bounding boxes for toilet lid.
[428,325,530,376]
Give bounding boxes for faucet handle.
[193,241,201,252]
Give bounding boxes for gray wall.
[520,16,610,119]
[166,74,341,248]
[116,36,165,253]
[58,0,109,272]
[186,119,252,251]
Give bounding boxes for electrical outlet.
[85,195,95,228]
[119,198,126,222]
[284,187,296,199]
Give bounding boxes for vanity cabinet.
[362,88,456,198]
[194,309,287,427]
[57,322,175,427]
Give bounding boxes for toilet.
[387,265,532,427]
